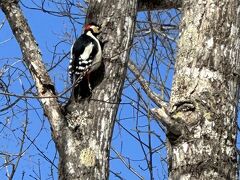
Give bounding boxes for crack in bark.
[171,100,196,113]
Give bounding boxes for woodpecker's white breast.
[80,42,94,60]
[86,31,102,72]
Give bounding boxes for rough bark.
[60,0,138,179]
[167,0,240,179]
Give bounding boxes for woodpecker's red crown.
[84,23,101,34]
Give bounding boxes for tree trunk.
[59,0,138,179]
[168,0,240,179]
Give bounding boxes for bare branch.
[128,60,184,135]
[0,18,6,29]
[128,60,168,108]
[9,119,28,179]
[111,147,144,180]
[151,107,182,136]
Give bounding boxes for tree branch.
[151,107,182,136]
[0,2,65,141]
[137,0,182,11]
[128,60,167,108]
[128,60,183,136]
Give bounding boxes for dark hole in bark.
[167,131,181,144]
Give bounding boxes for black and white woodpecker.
[69,22,103,99]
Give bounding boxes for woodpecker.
[69,22,102,99]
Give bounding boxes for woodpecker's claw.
[88,82,92,93]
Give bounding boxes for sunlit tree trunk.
[168,0,240,179]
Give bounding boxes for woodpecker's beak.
[92,26,101,34]
[97,26,102,33]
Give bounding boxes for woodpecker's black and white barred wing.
[69,34,98,83]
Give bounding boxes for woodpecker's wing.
[69,34,98,82]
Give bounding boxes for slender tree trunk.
[168,0,240,179]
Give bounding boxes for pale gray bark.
[167,0,240,179]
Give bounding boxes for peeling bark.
[168,0,240,179]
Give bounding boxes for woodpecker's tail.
[70,75,91,101]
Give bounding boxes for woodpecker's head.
[84,23,101,35]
